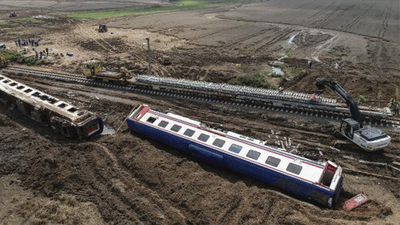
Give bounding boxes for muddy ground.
[0,0,400,224]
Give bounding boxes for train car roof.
[0,74,90,122]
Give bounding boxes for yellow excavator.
[81,59,132,85]
[0,53,8,68]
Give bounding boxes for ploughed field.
[0,0,400,224]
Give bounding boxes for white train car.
[0,74,103,139]
[127,105,344,207]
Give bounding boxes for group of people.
[334,62,345,71]
[34,48,49,60]
[305,60,345,72]
[14,39,41,47]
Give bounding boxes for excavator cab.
[339,118,360,140]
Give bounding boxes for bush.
[270,72,282,78]
[0,50,38,66]
[229,73,272,89]
[358,95,368,104]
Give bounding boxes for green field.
[66,0,250,19]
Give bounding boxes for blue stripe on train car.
[127,118,335,207]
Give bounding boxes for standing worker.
[310,93,317,104]
[388,98,399,115]
[307,60,312,69]
[334,62,339,70]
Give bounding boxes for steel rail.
[2,66,399,129]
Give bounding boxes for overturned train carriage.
[127,105,344,207]
[0,74,103,139]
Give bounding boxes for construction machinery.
[159,54,171,65]
[81,60,132,84]
[98,24,108,33]
[0,53,8,68]
[316,78,391,151]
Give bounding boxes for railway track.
[2,66,400,129]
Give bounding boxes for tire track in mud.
[310,1,353,29]
[223,26,276,50]
[76,22,118,54]
[76,22,169,76]
[86,142,187,224]
[254,28,293,53]
[190,24,247,42]
[377,1,392,39]
[343,3,375,30]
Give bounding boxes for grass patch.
[12,17,43,24]
[278,64,305,77]
[270,72,282,78]
[0,21,6,26]
[0,50,38,66]
[66,0,249,19]
[229,72,275,89]
[358,95,368,104]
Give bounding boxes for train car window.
[246,150,261,160]
[265,156,281,167]
[198,133,210,142]
[0,77,3,80]
[24,89,32,93]
[286,163,302,175]
[183,129,195,137]
[17,85,24,90]
[3,80,10,83]
[158,120,169,128]
[68,107,77,113]
[48,98,57,104]
[10,82,17,86]
[32,92,40,97]
[171,124,182,132]
[146,117,157,124]
[58,103,67,108]
[229,144,242,153]
[212,138,225,148]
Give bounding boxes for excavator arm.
[316,78,362,126]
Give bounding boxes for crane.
[315,78,390,151]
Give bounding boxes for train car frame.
[0,74,103,139]
[127,104,344,207]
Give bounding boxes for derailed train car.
[127,104,344,207]
[0,74,103,139]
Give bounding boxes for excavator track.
[1,66,400,130]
